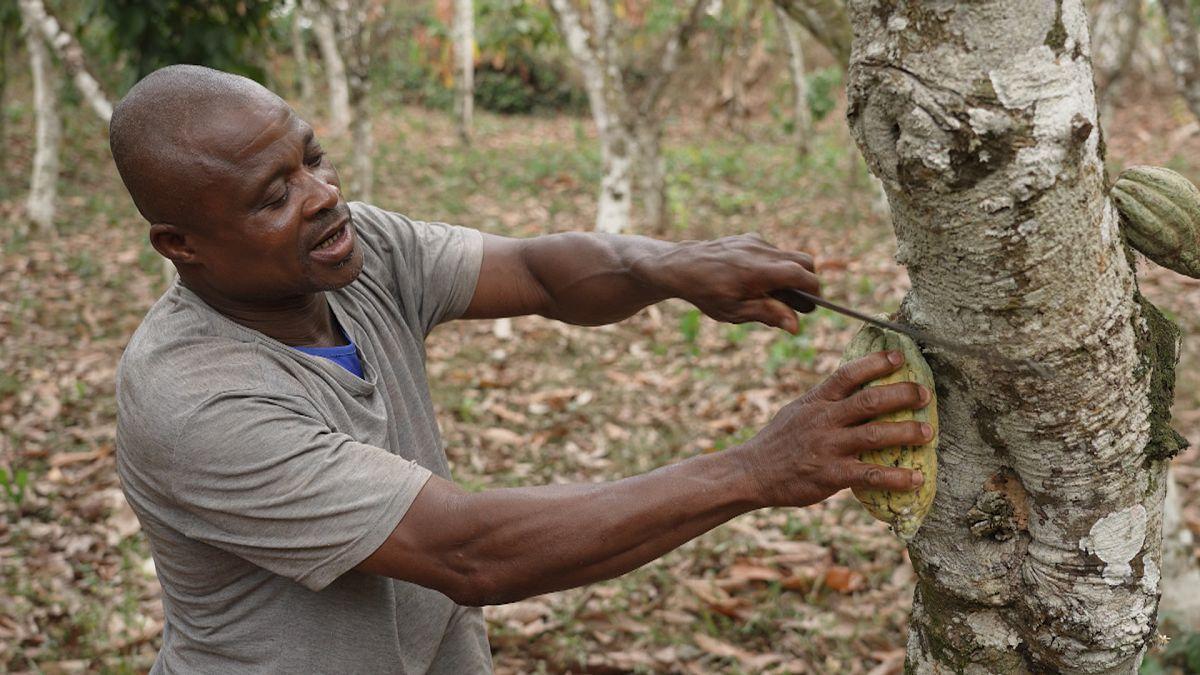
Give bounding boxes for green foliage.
[806,66,843,123]
[0,467,29,508]
[678,308,702,354]
[90,0,279,84]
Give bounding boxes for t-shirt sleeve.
[167,389,432,592]
[352,203,483,336]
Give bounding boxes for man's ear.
[149,223,199,265]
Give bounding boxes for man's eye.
[306,152,324,167]
[269,189,289,208]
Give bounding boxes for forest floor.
[2,75,1200,674]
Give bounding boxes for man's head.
[110,65,363,305]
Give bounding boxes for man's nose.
[303,175,340,218]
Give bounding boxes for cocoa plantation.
[1,1,1199,673]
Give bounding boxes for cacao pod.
[1110,165,1200,278]
[840,323,938,540]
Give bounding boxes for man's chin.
[317,244,365,291]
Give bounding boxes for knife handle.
[768,289,817,313]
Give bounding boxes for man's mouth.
[309,218,355,263]
[312,224,347,251]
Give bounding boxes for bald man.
[111,64,930,673]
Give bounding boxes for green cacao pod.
[1110,165,1200,278]
[840,323,938,540]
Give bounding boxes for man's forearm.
[521,232,680,325]
[364,450,759,606]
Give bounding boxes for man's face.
[177,95,363,303]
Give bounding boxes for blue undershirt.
[293,325,365,379]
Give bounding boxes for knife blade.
[768,288,1054,378]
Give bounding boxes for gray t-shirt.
[116,202,491,674]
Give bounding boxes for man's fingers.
[833,381,930,425]
[816,351,904,401]
[845,462,924,492]
[831,420,932,455]
[733,298,798,333]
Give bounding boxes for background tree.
[773,4,812,157]
[306,0,352,134]
[18,0,60,233]
[1089,0,1144,112]
[454,0,474,144]
[847,1,1182,670]
[548,0,710,234]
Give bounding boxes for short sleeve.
[168,390,432,591]
[350,202,483,335]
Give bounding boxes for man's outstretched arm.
[355,351,930,606]
[460,231,820,333]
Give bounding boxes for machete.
[768,288,1054,378]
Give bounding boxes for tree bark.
[770,0,850,68]
[291,5,315,103]
[454,0,474,145]
[20,0,61,234]
[774,4,813,157]
[309,0,351,136]
[19,0,111,124]
[847,1,1181,671]
[1089,0,1143,111]
[333,0,377,202]
[1161,0,1200,123]
[548,0,706,233]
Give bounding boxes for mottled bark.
[1089,0,1143,110]
[291,6,315,103]
[1161,0,1200,123]
[20,0,60,233]
[770,0,850,67]
[309,0,351,136]
[454,0,474,145]
[548,0,706,233]
[333,0,377,201]
[19,0,111,123]
[847,1,1180,671]
[775,5,813,157]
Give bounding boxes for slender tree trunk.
[774,4,813,157]
[334,0,376,201]
[309,0,351,136]
[454,0,474,145]
[770,0,850,67]
[596,124,636,234]
[19,0,111,124]
[848,1,1180,671]
[1161,0,1200,123]
[20,1,60,234]
[1090,0,1144,114]
[634,119,667,234]
[291,5,315,103]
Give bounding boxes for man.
[111,65,930,674]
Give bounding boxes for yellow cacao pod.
[840,322,938,541]
[1110,165,1200,278]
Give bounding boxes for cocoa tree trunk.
[19,0,110,123]
[20,0,60,234]
[770,0,850,67]
[308,0,351,136]
[774,4,813,157]
[1090,0,1143,111]
[548,0,706,233]
[454,0,474,145]
[1162,0,1200,124]
[291,4,315,103]
[847,1,1182,671]
[333,0,377,201]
